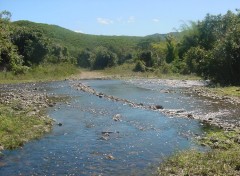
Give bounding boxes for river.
[1,79,238,175]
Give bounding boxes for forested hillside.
[1,10,240,85]
[13,20,143,56]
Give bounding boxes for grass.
[0,104,52,150]
[102,63,201,80]
[0,62,80,150]
[0,63,80,84]
[156,129,240,176]
[208,86,240,97]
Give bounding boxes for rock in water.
[113,114,121,121]
[105,154,115,160]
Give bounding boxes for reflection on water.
[1,80,210,175]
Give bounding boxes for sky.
[0,0,239,36]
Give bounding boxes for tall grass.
[0,63,80,84]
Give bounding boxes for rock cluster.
[0,86,53,117]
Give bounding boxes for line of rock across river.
[72,82,240,131]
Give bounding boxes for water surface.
[0,80,212,175]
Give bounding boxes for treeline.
[0,11,74,74]
[179,10,240,85]
[133,10,240,85]
[0,11,153,73]
[1,10,239,85]
[14,20,150,69]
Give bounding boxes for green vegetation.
[0,103,52,150]
[178,10,240,85]
[1,10,240,175]
[157,129,240,176]
[0,63,79,84]
[101,63,201,80]
[208,86,240,97]
[0,11,78,79]
[2,10,239,85]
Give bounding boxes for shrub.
[133,60,146,72]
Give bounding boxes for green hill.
[13,20,144,56]
[2,17,174,74]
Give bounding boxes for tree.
[151,42,167,65]
[91,46,118,70]
[77,49,92,68]
[11,27,49,65]
[183,46,211,76]
[0,11,24,72]
[165,35,178,63]
[178,21,200,59]
[180,10,240,85]
[0,10,12,21]
[139,51,155,67]
[209,24,240,84]
[133,60,146,72]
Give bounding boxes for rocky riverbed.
[1,79,239,152]
[186,86,240,130]
[72,79,240,131]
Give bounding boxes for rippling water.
[0,80,213,175]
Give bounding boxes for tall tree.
[0,11,23,71]
[165,35,178,63]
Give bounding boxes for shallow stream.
[0,79,238,175]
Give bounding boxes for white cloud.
[74,30,83,33]
[152,18,160,23]
[97,18,114,25]
[127,16,135,23]
[116,17,123,23]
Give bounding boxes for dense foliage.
[179,10,240,85]
[0,11,74,74]
[138,10,240,85]
[1,10,240,85]
[0,11,23,72]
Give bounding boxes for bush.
[133,60,146,72]
[183,46,211,76]
[158,62,173,74]
[12,66,29,75]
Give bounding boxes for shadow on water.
[0,80,216,175]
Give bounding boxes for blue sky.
[0,0,239,36]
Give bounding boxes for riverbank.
[0,83,61,151]
[156,129,240,176]
[0,63,80,84]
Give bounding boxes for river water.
[1,79,232,176]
